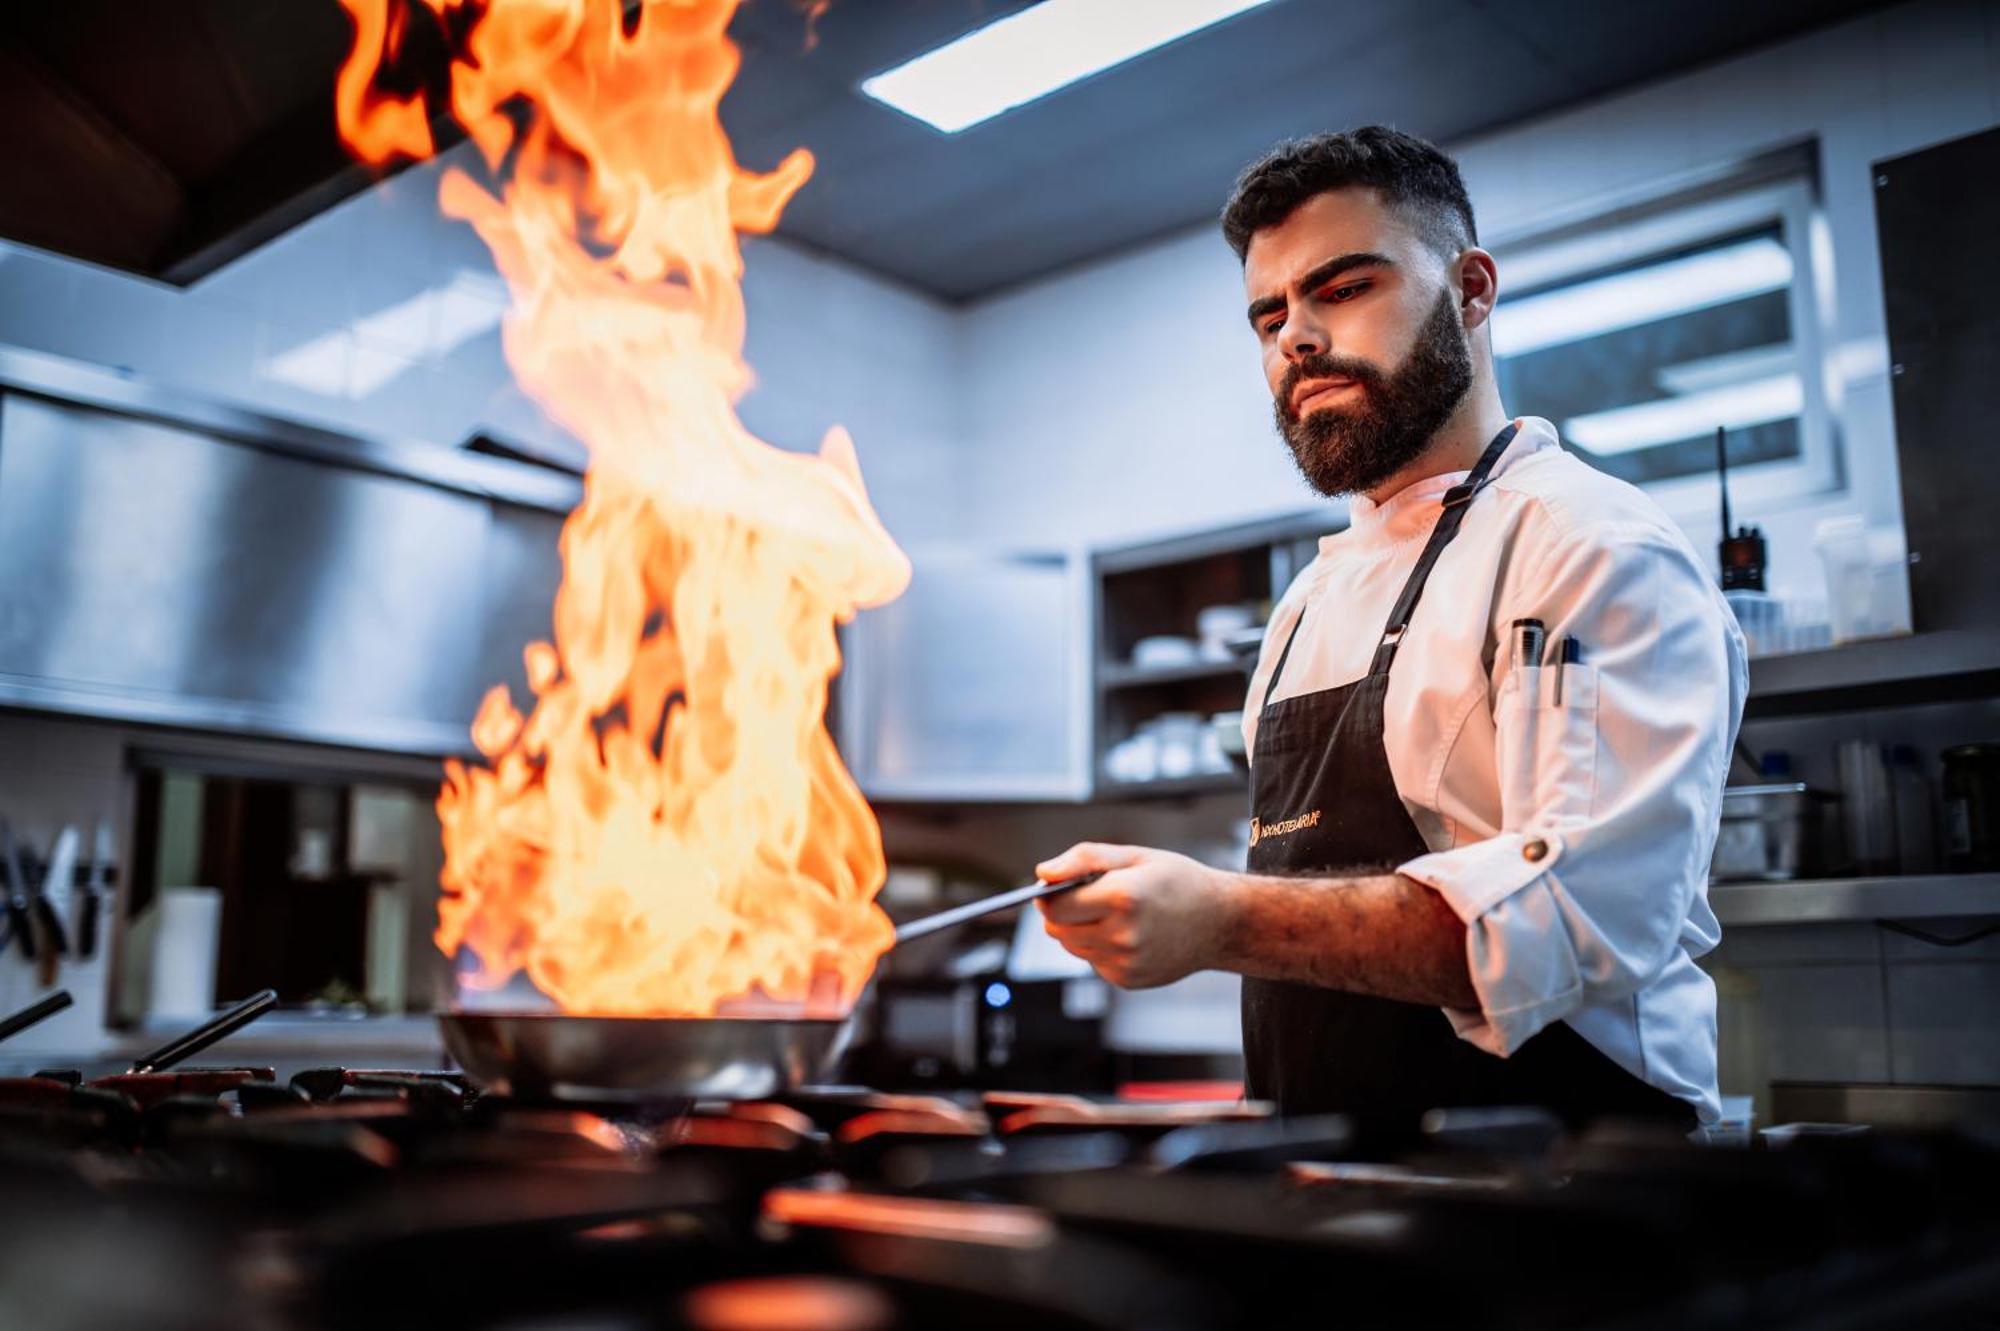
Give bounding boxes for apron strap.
[1367,420,1519,676]
[1260,601,1308,709]
[1262,420,1521,706]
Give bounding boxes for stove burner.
[0,1064,1994,1329]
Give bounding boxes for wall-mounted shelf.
[1099,660,1248,689]
[1709,873,2000,926]
[1090,511,1340,802]
[1745,628,2000,717]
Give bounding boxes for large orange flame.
[335,0,907,1016]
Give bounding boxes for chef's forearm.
[1208,871,1479,1009]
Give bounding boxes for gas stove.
[1,1063,1997,1330]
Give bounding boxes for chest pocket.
[1495,662,1599,832]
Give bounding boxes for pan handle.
[128,988,278,1074]
[893,872,1104,946]
[0,990,73,1044]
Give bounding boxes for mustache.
[1278,354,1384,419]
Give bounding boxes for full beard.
[1273,287,1475,499]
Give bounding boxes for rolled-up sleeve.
[1398,525,1743,1056]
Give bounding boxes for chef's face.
[1243,188,1475,498]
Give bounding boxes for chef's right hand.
[1035,842,1233,989]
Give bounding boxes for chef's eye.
[1321,281,1368,303]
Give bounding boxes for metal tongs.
[893,871,1104,945]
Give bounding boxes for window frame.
[1487,171,1841,525]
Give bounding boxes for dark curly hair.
[1220,126,1477,263]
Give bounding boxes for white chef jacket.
[1243,416,1745,1124]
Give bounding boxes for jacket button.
[1522,838,1549,863]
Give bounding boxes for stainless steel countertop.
[1709,872,2000,926]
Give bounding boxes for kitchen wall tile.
[362,158,449,273]
[250,321,355,415]
[341,345,433,442]
[427,317,510,393]
[420,371,503,449]
[188,233,276,317]
[0,247,80,355]
[1886,961,2000,1083]
[215,225,356,335]
[51,264,180,378]
[1755,963,1892,1083]
[145,296,263,407]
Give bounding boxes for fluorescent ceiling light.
[861,0,1276,134]
[1491,237,1793,359]
[1564,374,1804,456]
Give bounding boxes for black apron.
[1240,422,1692,1134]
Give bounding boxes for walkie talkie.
[1716,427,1766,591]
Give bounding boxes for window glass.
[1496,224,1802,486]
[1488,173,1835,523]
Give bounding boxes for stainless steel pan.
[439,871,1101,1100]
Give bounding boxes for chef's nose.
[1280,308,1325,362]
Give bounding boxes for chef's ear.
[1455,247,1500,334]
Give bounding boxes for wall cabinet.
[839,547,1088,802]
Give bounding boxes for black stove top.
[2,1065,1996,1330]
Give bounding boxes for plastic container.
[1724,589,1784,657]
[1888,745,1937,875]
[1779,596,1833,653]
[1836,739,1897,876]
[1813,517,1911,644]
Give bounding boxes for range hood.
[0,0,459,285]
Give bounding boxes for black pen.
[1555,636,1580,705]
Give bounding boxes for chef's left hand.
[1034,842,1232,989]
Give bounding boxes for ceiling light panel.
[861,0,1277,134]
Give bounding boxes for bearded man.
[1036,127,1746,1137]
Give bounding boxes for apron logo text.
[1249,808,1321,848]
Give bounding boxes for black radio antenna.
[1716,426,1732,539]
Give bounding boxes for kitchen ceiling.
[1,0,1891,302]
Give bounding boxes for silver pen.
[1512,618,1545,701]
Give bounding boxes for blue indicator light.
[984,981,1012,1008]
